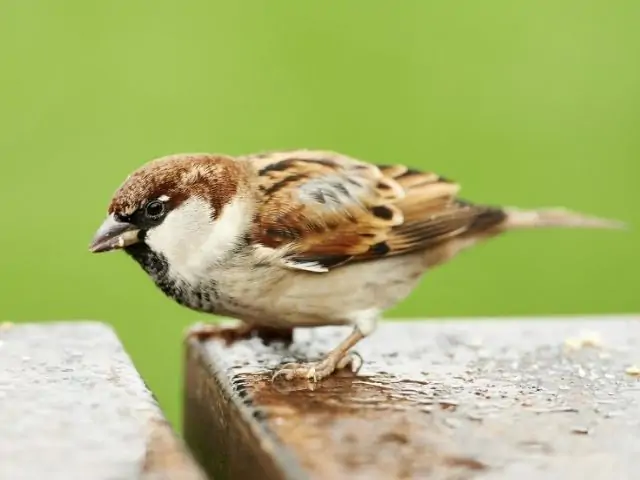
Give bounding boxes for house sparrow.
[89,150,624,382]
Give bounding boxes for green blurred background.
[1,1,638,430]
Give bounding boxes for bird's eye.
[145,200,165,219]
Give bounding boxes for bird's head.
[89,153,254,280]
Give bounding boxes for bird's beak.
[89,214,141,253]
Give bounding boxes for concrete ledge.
[0,322,206,480]
[184,315,640,480]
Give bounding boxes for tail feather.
[503,208,627,230]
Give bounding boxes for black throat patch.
[123,243,220,312]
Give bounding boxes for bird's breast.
[126,243,429,326]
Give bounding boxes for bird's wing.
[243,150,505,272]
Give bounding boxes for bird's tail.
[502,207,627,231]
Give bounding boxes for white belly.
[213,252,428,328]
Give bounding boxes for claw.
[339,351,363,374]
[270,350,364,384]
[271,368,291,383]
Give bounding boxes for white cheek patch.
[198,195,250,267]
[145,198,214,281]
[145,196,250,283]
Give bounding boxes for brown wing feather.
[245,150,506,271]
[375,166,506,257]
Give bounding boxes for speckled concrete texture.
[185,315,640,480]
[0,322,206,480]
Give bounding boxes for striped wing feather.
[245,150,505,271]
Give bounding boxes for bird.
[89,149,625,382]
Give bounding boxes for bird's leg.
[272,328,364,382]
[186,322,294,346]
[272,312,377,382]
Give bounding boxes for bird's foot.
[185,322,255,345]
[271,351,363,383]
[186,322,294,346]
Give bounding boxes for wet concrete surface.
[0,322,206,480]
[185,315,640,480]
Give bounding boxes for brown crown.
[107,153,243,218]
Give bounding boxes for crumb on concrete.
[624,365,640,377]
[563,331,603,351]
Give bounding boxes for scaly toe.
[310,358,341,380]
[306,367,317,382]
[271,352,363,383]
[337,351,364,374]
[271,361,326,383]
[271,362,309,382]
